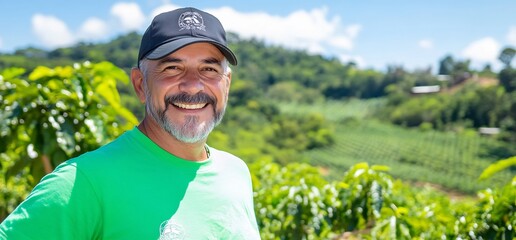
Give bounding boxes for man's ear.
[131,67,146,103]
[225,70,232,95]
[227,71,232,82]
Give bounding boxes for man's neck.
[138,117,209,161]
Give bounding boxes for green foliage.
[0,54,71,72]
[499,66,516,92]
[449,156,516,239]
[266,81,324,104]
[0,154,32,220]
[251,160,393,239]
[279,99,369,122]
[389,94,449,127]
[268,113,335,151]
[472,180,516,239]
[383,83,516,144]
[371,182,458,239]
[0,61,138,219]
[251,160,515,239]
[331,163,392,232]
[305,117,514,193]
[251,160,331,239]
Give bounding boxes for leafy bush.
[251,159,515,239]
[251,160,393,239]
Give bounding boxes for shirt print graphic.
[159,220,185,240]
[157,212,253,240]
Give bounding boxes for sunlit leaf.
[54,66,74,78]
[28,66,53,81]
[371,165,391,172]
[93,61,129,84]
[479,156,516,180]
[0,67,26,79]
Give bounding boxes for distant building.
[479,127,500,135]
[436,74,451,81]
[411,85,441,94]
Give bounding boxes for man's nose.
[178,71,204,94]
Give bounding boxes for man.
[0,7,261,240]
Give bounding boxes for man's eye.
[165,65,178,70]
[203,67,217,72]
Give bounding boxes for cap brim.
[144,37,238,66]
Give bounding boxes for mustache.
[164,92,216,106]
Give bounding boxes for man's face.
[139,42,231,143]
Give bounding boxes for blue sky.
[0,0,515,72]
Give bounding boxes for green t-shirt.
[0,128,260,239]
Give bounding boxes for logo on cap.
[178,11,205,31]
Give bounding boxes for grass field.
[279,99,515,194]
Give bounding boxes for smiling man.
[0,7,261,240]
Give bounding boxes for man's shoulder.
[62,128,142,170]
[209,147,250,171]
[209,147,243,162]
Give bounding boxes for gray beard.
[146,99,225,144]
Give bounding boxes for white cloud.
[78,17,109,41]
[507,26,516,45]
[0,36,3,49]
[32,14,75,48]
[461,37,503,70]
[29,2,145,49]
[328,25,362,50]
[207,6,359,55]
[418,39,433,49]
[462,37,500,62]
[110,2,145,31]
[328,36,353,50]
[345,24,361,39]
[26,4,361,61]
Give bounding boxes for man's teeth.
[173,102,207,110]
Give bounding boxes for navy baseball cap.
[138,7,238,65]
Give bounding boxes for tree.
[499,67,516,92]
[13,47,48,58]
[498,47,515,67]
[438,55,454,75]
[437,55,472,85]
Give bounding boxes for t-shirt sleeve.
[0,162,102,239]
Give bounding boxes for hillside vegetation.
[280,99,513,194]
